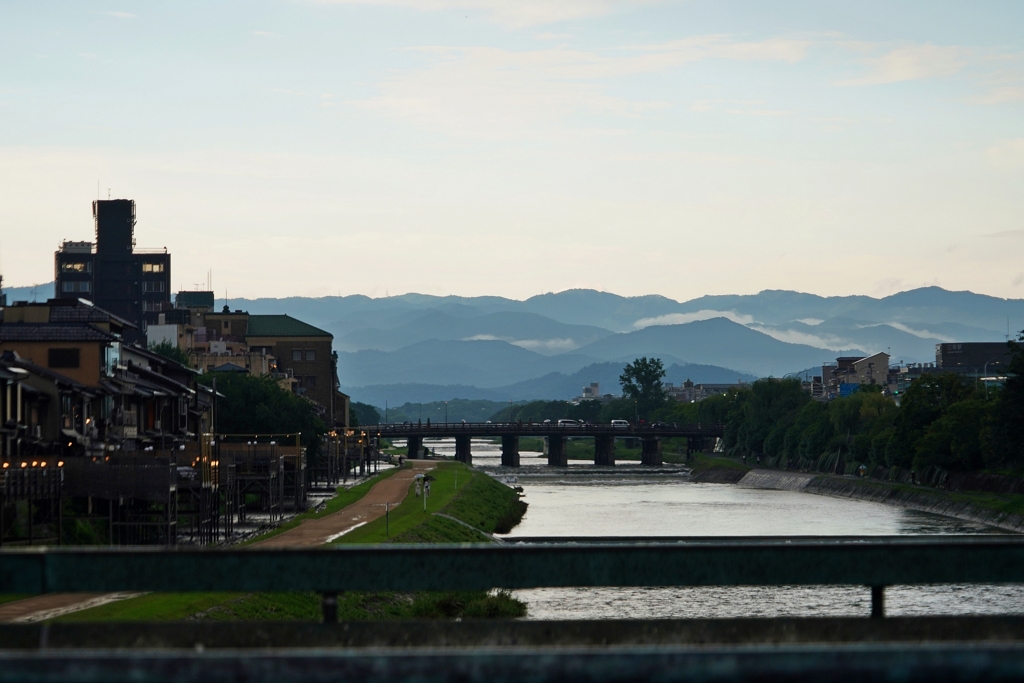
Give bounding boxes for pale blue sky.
[2,1,1023,300]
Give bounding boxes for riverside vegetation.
[44,461,528,622]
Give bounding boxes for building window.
[305,350,316,362]
[61,281,92,293]
[142,262,165,273]
[142,281,166,293]
[305,375,316,389]
[48,348,81,369]
[292,349,303,362]
[61,262,92,273]
[142,301,166,312]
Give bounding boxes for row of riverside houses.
[812,343,1012,402]
[0,198,353,546]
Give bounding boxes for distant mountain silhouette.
[333,310,612,355]
[573,318,857,377]
[345,361,757,406]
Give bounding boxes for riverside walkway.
[0,462,434,621]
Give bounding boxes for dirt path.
[0,593,146,623]
[254,460,435,548]
[0,461,436,622]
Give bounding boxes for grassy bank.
[50,461,527,622]
[687,453,753,483]
[238,466,403,546]
[334,461,526,544]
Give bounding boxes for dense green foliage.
[619,356,668,417]
[350,401,381,427]
[148,340,190,366]
[661,336,1024,475]
[198,372,325,457]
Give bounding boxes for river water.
[421,437,1024,619]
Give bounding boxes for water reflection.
[418,437,1019,618]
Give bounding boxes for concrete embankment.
[804,476,1024,534]
[725,468,1024,533]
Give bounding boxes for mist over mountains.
[7,283,1021,407]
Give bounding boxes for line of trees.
[653,335,1024,475]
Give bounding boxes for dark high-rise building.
[54,200,171,344]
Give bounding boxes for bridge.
[361,422,725,467]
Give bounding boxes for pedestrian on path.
[425,481,431,497]
[415,481,422,497]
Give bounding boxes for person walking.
[415,480,422,497]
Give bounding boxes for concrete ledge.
[5,617,1024,650]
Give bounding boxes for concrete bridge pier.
[641,437,662,466]
[406,436,423,459]
[594,435,615,467]
[547,436,567,467]
[455,436,472,464]
[501,435,520,467]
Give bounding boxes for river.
[421,437,1024,618]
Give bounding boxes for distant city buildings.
[665,379,751,403]
[54,200,171,345]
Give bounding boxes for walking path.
[0,461,435,622]
[254,460,435,548]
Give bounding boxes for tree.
[619,357,667,418]
[991,333,1024,467]
[198,372,325,457]
[149,340,190,367]
[350,402,381,427]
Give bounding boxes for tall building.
[54,200,171,344]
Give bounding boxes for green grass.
[47,461,529,622]
[333,461,524,544]
[53,589,526,622]
[689,453,753,475]
[239,466,404,546]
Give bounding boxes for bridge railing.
[362,422,725,436]
[5,536,1024,620]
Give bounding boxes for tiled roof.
[48,300,136,329]
[246,314,331,338]
[0,323,118,342]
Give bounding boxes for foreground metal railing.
[5,537,1024,682]
[6,536,1024,619]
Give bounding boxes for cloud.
[355,37,809,137]
[748,326,846,350]
[511,338,578,351]
[838,44,968,86]
[985,138,1024,167]
[461,334,579,351]
[973,85,1024,105]
[984,229,1024,239]
[633,310,755,328]
[314,0,659,27]
[880,322,956,343]
[101,11,137,19]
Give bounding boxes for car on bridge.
[610,420,629,428]
[557,419,583,428]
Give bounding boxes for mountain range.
[5,282,1020,407]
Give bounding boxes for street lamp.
[445,401,448,426]
[634,399,638,424]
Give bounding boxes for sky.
[2,1,1023,302]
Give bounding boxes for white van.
[557,419,580,428]
[610,420,630,428]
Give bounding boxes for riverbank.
[688,454,1024,533]
[35,461,527,622]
